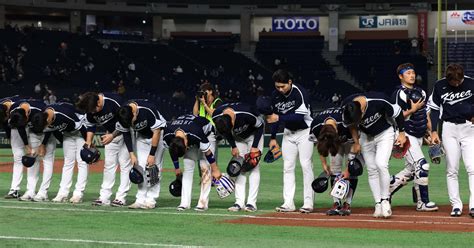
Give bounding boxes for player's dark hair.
[446,64,464,85]
[396,63,415,75]
[272,69,292,84]
[169,136,186,158]
[76,92,99,113]
[0,104,8,122]
[342,101,362,126]
[317,125,340,157]
[30,112,48,134]
[214,114,233,138]
[118,105,133,128]
[9,108,28,128]
[199,83,218,98]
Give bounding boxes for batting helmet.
[129,165,144,184]
[256,96,273,115]
[169,175,182,197]
[80,146,101,164]
[311,171,330,193]
[227,156,243,177]
[348,157,363,177]
[21,155,37,168]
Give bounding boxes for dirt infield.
[226,205,474,233]
[0,161,175,174]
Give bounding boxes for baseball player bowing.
[163,114,225,211]
[1,95,22,199]
[390,63,438,212]
[267,69,315,214]
[212,102,264,212]
[9,99,57,202]
[76,92,132,207]
[31,102,88,204]
[342,92,406,218]
[428,64,474,217]
[117,99,166,210]
[309,107,359,216]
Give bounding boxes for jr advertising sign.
[359,15,408,29]
[272,16,319,32]
[447,10,474,30]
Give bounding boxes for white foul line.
[0,205,473,226]
[0,235,203,247]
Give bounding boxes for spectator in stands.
[411,37,419,55]
[133,76,141,86]
[48,91,57,104]
[218,65,224,74]
[262,28,267,33]
[193,83,222,123]
[331,93,340,105]
[117,80,126,96]
[128,61,136,71]
[257,73,264,82]
[175,65,183,74]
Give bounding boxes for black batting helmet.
[312,171,330,193]
[169,175,182,197]
[129,165,144,184]
[80,146,101,164]
[21,155,37,168]
[227,156,243,177]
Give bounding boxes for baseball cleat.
[92,199,109,206]
[33,194,49,202]
[194,206,208,212]
[111,199,125,207]
[4,190,20,199]
[69,196,83,204]
[128,202,146,209]
[339,202,352,216]
[144,203,156,209]
[450,208,462,217]
[381,199,392,218]
[326,202,341,216]
[244,204,257,212]
[176,206,189,211]
[275,205,295,213]
[469,208,474,218]
[416,201,439,212]
[373,202,383,218]
[52,195,68,203]
[19,193,35,201]
[228,204,242,212]
[299,207,313,214]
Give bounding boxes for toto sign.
[272,17,319,32]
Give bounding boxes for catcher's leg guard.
[389,173,414,197]
[414,158,430,203]
[346,178,358,204]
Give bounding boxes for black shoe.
[4,190,20,199]
[450,208,462,217]
[469,208,474,218]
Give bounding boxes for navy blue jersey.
[1,95,21,138]
[428,76,474,123]
[310,107,352,143]
[84,92,122,133]
[271,84,313,131]
[163,115,213,153]
[45,102,84,133]
[117,99,166,138]
[0,95,21,105]
[10,99,46,128]
[212,102,264,140]
[342,92,402,136]
[392,85,428,138]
